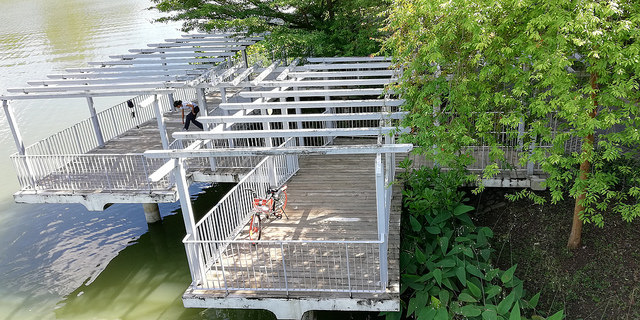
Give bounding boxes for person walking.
[174,100,203,131]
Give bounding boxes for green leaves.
[398,168,561,320]
[410,215,422,232]
[501,265,518,284]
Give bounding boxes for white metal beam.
[239,88,386,99]
[7,82,186,93]
[110,52,235,59]
[288,70,396,78]
[251,60,280,86]
[300,62,391,70]
[198,112,408,124]
[2,100,26,154]
[129,46,247,53]
[219,99,405,110]
[144,143,413,158]
[163,36,262,42]
[256,78,394,88]
[306,57,392,63]
[148,41,256,47]
[230,65,257,86]
[88,58,225,66]
[66,64,211,73]
[172,127,408,140]
[276,58,300,81]
[28,76,187,86]
[0,89,175,100]
[47,69,201,79]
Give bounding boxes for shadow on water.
[53,182,274,320]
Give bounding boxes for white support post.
[175,158,197,237]
[198,87,217,171]
[152,94,170,149]
[2,100,35,188]
[86,97,105,147]
[197,88,208,119]
[168,93,176,110]
[174,158,204,284]
[293,80,304,146]
[242,49,249,68]
[384,136,395,226]
[375,153,389,287]
[260,107,278,187]
[2,100,26,155]
[324,70,334,144]
[220,87,228,103]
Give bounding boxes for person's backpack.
[193,105,200,115]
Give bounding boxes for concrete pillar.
[143,203,162,223]
[301,311,317,320]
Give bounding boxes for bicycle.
[246,185,288,240]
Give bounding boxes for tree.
[383,0,640,249]
[151,0,388,57]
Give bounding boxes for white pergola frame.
[1,32,261,155]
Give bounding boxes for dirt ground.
[472,188,640,320]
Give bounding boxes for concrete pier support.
[143,203,161,224]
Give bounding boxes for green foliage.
[390,167,558,319]
[151,0,387,57]
[383,0,640,226]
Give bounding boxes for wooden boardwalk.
[187,139,402,300]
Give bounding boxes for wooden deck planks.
[200,146,403,300]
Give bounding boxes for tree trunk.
[567,73,598,249]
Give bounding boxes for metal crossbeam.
[172,127,408,140]
[288,70,396,78]
[46,70,201,79]
[148,41,256,47]
[239,88,386,98]
[88,58,225,66]
[306,57,392,63]
[300,62,392,70]
[7,82,185,93]
[110,52,235,59]
[199,112,408,124]
[219,99,405,110]
[0,89,174,100]
[145,143,413,159]
[256,78,394,88]
[129,46,246,53]
[28,76,187,86]
[66,64,212,73]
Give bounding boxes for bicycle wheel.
[276,190,288,211]
[249,214,261,240]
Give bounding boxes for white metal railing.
[10,153,171,191]
[184,239,384,294]
[180,136,393,294]
[22,88,198,157]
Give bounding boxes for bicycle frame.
[246,185,288,240]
